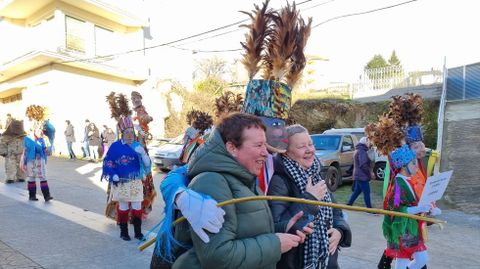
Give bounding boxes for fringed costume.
[102,92,151,241]
[24,105,53,202]
[131,91,156,219]
[366,94,433,269]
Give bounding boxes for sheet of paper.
[418,170,453,206]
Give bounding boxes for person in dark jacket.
[268,124,352,269]
[171,113,310,269]
[347,137,373,208]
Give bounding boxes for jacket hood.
[187,129,257,187]
[356,143,369,151]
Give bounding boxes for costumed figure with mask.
[131,91,156,219]
[0,118,26,184]
[368,94,441,269]
[179,109,213,164]
[23,105,53,201]
[102,92,151,241]
[367,115,433,269]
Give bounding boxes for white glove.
[407,204,432,214]
[134,145,150,167]
[134,145,146,155]
[430,207,442,216]
[176,188,226,243]
[112,174,119,182]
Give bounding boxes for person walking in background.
[64,120,76,160]
[101,125,116,158]
[347,137,373,208]
[82,119,91,159]
[88,122,101,162]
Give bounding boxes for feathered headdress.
[214,91,244,118]
[192,111,213,134]
[365,116,405,156]
[106,92,133,132]
[240,0,312,88]
[25,105,45,122]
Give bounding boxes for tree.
[388,50,401,66]
[194,77,227,96]
[364,54,388,71]
[194,56,227,80]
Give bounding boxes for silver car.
[152,135,184,172]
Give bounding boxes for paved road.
[0,157,479,268]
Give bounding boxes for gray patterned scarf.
[282,155,333,269]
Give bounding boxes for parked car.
[310,133,357,191]
[152,135,184,172]
[323,128,388,181]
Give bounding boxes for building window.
[65,16,87,53]
[95,26,113,56]
[0,93,22,104]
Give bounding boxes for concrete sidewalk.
[0,184,154,269]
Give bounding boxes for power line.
[57,0,321,64]
[174,0,335,47]
[312,0,418,28]
[171,0,420,54]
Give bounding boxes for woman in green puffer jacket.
[172,113,309,269]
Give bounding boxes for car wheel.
[325,166,341,192]
[374,162,386,181]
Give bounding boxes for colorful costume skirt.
[111,179,143,202]
[26,157,46,180]
[385,221,427,259]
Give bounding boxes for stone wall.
[440,100,480,214]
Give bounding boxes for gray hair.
[286,124,309,138]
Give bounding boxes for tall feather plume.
[366,116,405,156]
[215,91,244,118]
[116,93,132,117]
[239,0,272,80]
[25,105,45,121]
[286,17,312,88]
[106,92,120,120]
[264,3,298,81]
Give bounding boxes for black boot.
[132,217,144,240]
[119,223,131,241]
[40,181,53,202]
[378,252,393,269]
[28,181,38,201]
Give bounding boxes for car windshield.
[169,135,185,145]
[311,135,341,150]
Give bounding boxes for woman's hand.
[306,177,327,200]
[327,228,342,254]
[275,233,301,253]
[285,211,314,244]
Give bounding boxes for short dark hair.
[66,120,70,124]
[216,112,266,147]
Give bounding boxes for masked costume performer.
[370,94,441,269]
[23,105,53,202]
[102,92,151,241]
[131,91,156,219]
[0,119,26,184]
[179,109,213,164]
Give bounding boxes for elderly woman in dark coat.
[267,124,352,269]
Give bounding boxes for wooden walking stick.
[139,195,445,251]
